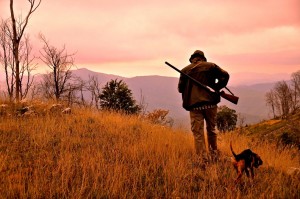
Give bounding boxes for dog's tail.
[230,141,237,159]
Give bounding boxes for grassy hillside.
[240,111,300,149]
[0,104,299,198]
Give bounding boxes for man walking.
[178,50,229,159]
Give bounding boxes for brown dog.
[230,142,263,182]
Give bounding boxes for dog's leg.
[234,159,247,183]
[234,163,245,183]
[245,168,250,178]
[250,167,255,179]
[231,157,240,179]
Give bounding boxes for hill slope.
[240,111,300,149]
[0,105,299,198]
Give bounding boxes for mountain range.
[71,68,289,127]
[0,68,291,128]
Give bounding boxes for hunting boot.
[193,128,209,164]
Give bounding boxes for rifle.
[165,61,239,105]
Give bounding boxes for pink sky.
[1,0,300,77]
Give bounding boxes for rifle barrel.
[165,62,211,92]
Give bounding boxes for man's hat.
[189,50,207,63]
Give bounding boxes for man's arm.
[178,74,186,93]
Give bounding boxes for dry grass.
[0,106,299,198]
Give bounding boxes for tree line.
[0,1,112,108]
[265,71,300,119]
[0,0,85,104]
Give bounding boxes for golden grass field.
[0,104,299,198]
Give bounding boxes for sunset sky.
[1,0,300,77]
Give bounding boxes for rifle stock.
[219,91,239,104]
[165,61,239,105]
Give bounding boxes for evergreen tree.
[216,105,237,132]
[99,79,141,114]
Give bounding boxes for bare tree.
[77,77,87,106]
[28,83,39,100]
[66,83,78,106]
[87,75,101,109]
[266,71,300,118]
[65,76,87,106]
[0,20,14,101]
[266,89,277,118]
[19,35,37,99]
[39,34,75,101]
[274,81,293,118]
[0,19,37,101]
[291,70,300,112]
[9,0,41,101]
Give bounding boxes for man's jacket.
[178,61,229,111]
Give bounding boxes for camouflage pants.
[190,106,218,155]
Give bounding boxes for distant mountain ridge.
[72,68,291,86]
[229,72,290,86]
